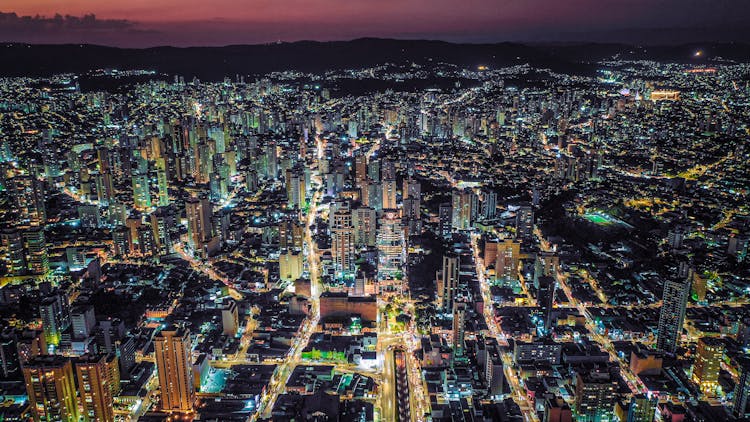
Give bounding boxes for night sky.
[1,0,749,47]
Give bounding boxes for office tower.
[626,395,656,422]
[154,326,195,413]
[691,337,724,395]
[656,277,691,354]
[437,253,460,312]
[451,188,477,230]
[377,209,404,279]
[222,300,239,337]
[516,205,534,242]
[1,227,26,276]
[452,301,467,357]
[75,354,118,422]
[331,202,355,279]
[352,206,377,247]
[495,239,521,281]
[439,203,453,240]
[23,227,49,275]
[279,249,303,282]
[537,276,555,332]
[70,305,96,340]
[132,173,152,210]
[481,189,497,220]
[156,158,170,206]
[381,178,397,210]
[23,355,80,422]
[733,357,750,418]
[150,207,174,256]
[574,369,617,422]
[9,175,46,226]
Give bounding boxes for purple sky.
[1,0,748,47]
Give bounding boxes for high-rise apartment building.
[656,277,691,354]
[23,355,80,422]
[154,326,195,413]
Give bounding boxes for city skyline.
[0,3,749,422]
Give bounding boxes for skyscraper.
[480,189,497,220]
[574,368,617,422]
[150,207,174,256]
[691,337,724,395]
[0,227,26,276]
[377,209,404,280]
[132,173,152,210]
[656,277,691,354]
[495,239,521,282]
[279,219,304,250]
[75,354,119,422]
[381,178,397,210]
[9,175,46,226]
[452,301,467,357]
[537,275,556,332]
[438,203,453,240]
[0,328,20,380]
[23,355,80,422]
[39,294,70,348]
[733,357,750,418]
[331,202,355,279]
[625,395,656,422]
[222,301,239,337]
[438,253,460,312]
[154,326,195,413]
[155,158,170,207]
[185,194,215,257]
[515,205,534,242]
[352,206,377,247]
[451,188,476,230]
[23,227,49,275]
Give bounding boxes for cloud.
[0,11,161,45]
[0,11,133,31]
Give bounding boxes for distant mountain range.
[1,38,748,80]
